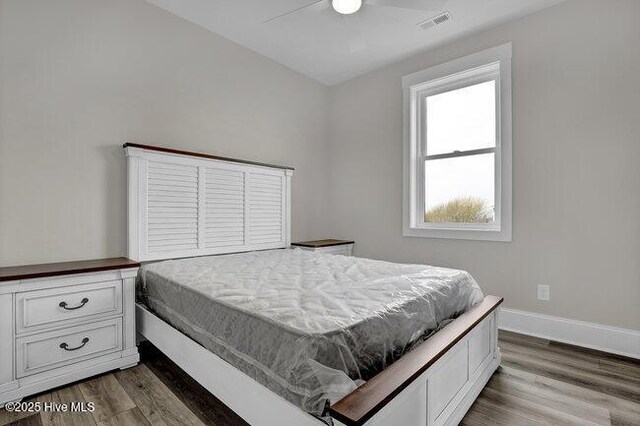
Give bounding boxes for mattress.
[136,249,484,422]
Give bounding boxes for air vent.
[419,11,452,30]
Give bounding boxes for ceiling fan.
[263,0,448,23]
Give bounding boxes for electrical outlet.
[538,284,550,301]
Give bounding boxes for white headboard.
[124,144,293,262]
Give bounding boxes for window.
[403,44,512,241]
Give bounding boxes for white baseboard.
[498,308,640,359]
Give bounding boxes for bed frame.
[125,143,503,426]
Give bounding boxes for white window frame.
[402,43,512,242]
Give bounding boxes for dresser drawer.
[16,280,122,334]
[301,244,353,256]
[315,245,352,256]
[16,318,123,378]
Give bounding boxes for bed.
[137,248,485,422]
[125,143,502,426]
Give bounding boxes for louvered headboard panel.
[147,161,199,253]
[247,173,285,245]
[125,144,293,262]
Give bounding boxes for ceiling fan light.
[332,0,362,15]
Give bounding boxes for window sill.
[403,226,512,242]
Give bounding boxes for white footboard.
[331,296,502,426]
[335,312,500,426]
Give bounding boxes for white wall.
[327,0,640,330]
[0,0,330,266]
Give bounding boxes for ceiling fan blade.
[366,0,447,11]
[262,0,330,24]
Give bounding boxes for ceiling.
[147,0,563,85]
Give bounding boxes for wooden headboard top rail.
[329,295,504,426]
[123,143,295,171]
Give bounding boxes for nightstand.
[291,239,354,256]
[0,258,140,406]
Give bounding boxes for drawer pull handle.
[59,337,89,351]
[59,298,89,310]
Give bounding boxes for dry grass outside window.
[425,197,493,223]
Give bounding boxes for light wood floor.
[1,331,638,426]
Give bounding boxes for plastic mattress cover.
[137,249,484,423]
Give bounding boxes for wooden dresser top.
[291,239,354,248]
[0,257,140,282]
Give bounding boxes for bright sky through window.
[424,80,496,222]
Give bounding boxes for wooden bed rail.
[329,295,504,426]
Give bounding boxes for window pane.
[425,153,495,223]
[426,80,496,156]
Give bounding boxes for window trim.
[402,43,512,242]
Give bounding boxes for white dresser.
[291,239,354,256]
[0,258,140,406]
